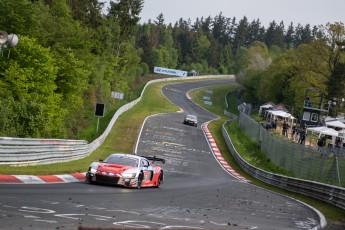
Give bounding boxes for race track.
[0,79,324,230]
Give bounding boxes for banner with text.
[154,66,187,77]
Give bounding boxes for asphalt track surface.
[0,79,325,230]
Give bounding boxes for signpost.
[203,90,212,105]
[95,103,105,133]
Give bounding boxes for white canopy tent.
[307,126,339,137]
[259,103,274,115]
[265,110,297,131]
[325,120,345,129]
[307,126,345,146]
[266,110,294,119]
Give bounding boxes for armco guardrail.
[0,75,234,166]
[222,120,345,211]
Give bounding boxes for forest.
[0,0,344,139]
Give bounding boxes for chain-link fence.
[238,112,345,188]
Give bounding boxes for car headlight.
[121,173,136,179]
[89,167,97,173]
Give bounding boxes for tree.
[247,19,265,46]
[292,23,345,93]
[233,46,250,76]
[53,48,90,137]
[212,12,230,45]
[285,22,295,49]
[257,50,297,106]
[192,33,211,63]
[247,41,271,70]
[0,36,65,137]
[67,0,105,28]
[233,16,249,54]
[0,0,40,36]
[108,0,144,40]
[327,62,345,116]
[265,20,285,48]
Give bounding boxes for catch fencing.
[222,120,345,211]
[0,75,234,166]
[237,112,345,188]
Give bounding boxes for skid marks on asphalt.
[0,202,224,229]
[141,140,210,156]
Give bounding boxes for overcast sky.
[137,0,345,27]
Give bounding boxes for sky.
[136,0,345,27]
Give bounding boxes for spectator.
[271,119,277,129]
[335,137,342,148]
[282,121,289,137]
[317,135,325,147]
[299,128,306,145]
[291,124,296,139]
[295,128,300,143]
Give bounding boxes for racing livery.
[86,153,165,188]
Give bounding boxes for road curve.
[0,79,324,230]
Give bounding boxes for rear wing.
[142,156,166,164]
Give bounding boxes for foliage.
[0,0,344,138]
[0,36,65,137]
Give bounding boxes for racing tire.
[136,172,143,189]
[87,174,95,184]
[156,171,163,188]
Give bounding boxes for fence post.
[318,151,326,182]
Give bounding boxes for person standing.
[291,124,296,140]
[282,121,289,137]
[299,128,306,145]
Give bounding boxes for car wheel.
[136,172,143,189]
[87,174,95,184]
[156,171,163,188]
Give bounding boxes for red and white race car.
[86,153,165,188]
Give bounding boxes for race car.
[183,114,198,127]
[86,153,165,189]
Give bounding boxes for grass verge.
[0,81,179,175]
[188,84,345,225]
[0,78,224,175]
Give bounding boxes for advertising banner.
[154,66,187,77]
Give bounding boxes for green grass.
[0,81,180,175]
[189,84,345,226]
[0,78,224,175]
[1,78,344,225]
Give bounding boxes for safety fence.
[222,120,345,211]
[0,75,234,166]
[237,112,345,188]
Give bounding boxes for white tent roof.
[259,103,274,115]
[267,110,295,119]
[325,120,345,129]
[307,126,339,137]
[260,104,274,109]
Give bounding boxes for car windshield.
[187,115,197,120]
[104,155,138,167]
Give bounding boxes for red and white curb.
[203,123,249,183]
[0,173,86,184]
